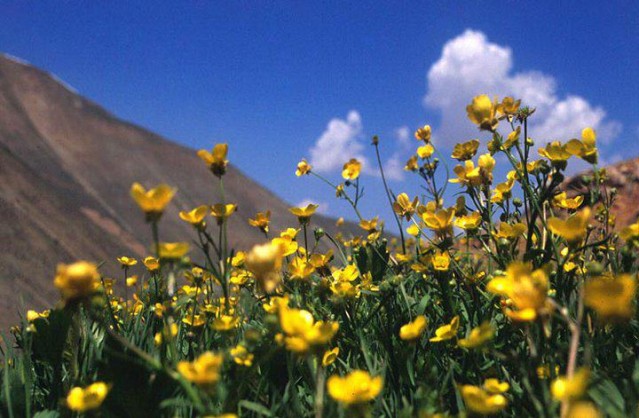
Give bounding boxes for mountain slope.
[0,54,355,328]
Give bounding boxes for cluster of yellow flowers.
[21,94,639,418]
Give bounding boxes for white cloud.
[394,125,411,150]
[295,199,329,215]
[382,153,405,181]
[309,111,370,173]
[424,29,621,147]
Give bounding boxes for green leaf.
[239,400,273,416]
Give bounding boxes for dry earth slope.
[0,54,357,328]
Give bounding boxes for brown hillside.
[0,54,357,328]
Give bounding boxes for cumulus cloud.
[394,125,411,150]
[309,111,370,173]
[309,111,406,180]
[424,29,621,147]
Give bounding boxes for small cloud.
[424,29,621,148]
[295,199,329,215]
[309,110,370,173]
[382,153,405,181]
[394,125,411,150]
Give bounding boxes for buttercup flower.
[179,205,209,226]
[466,95,499,131]
[404,155,419,171]
[393,193,419,221]
[451,139,480,161]
[327,370,383,405]
[197,143,229,177]
[458,322,495,349]
[459,384,507,415]
[322,347,339,367]
[566,127,598,164]
[415,124,432,142]
[210,203,237,225]
[296,159,312,176]
[248,211,271,234]
[53,261,100,301]
[245,242,283,293]
[158,242,190,260]
[430,316,459,342]
[289,203,319,224]
[177,351,224,389]
[547,207,591,245]
[117,256,138,267]
[487,262,550,322]
[342,158,362,180]
[551,368,590,401]
[399,315,428,341]
[584,274,636,321]
[66,382,111,412]
[230,345,254,367]
[130,182,176,221]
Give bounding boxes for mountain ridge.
[0,53,357,328]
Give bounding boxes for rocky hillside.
[0,54,356,328]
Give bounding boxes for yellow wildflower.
[296,159,312,176]
[66,382,111,412]
[158,242,189,260]
[483,378,509,394]
[177,351,224,388]
[566,127,598,164]
[248,210,271,233]
[466,95,499,131]
[211,203,237,225]
[454,212,482,231]
[245,242,283,293]
[143,256,160,271]
[430,316,459,342]
[458,322,495,349]
[322,347,339,367]
[197,143,229,177]
[620,219,639,242]
[486,262,549,322]
[117,256,138,267]
[459,384,507,415]
[415,125,432,142]
[566,402,601,418]
[493,222,526,240]
[53,261,100,301]
[399,315,428,341]
[451,139,479,161]
[289,203,319,224]
[551,368,590,401]
[547,207,591,245]
[288,257,315,280]
[432,251,450,271]
[393,193,419,221]
[327,370,383,405]
[502,126,520,149]
[417,144,435,159]
[491,179,515,204]
[342,158,362,180]
[130,182,176,221]
[404,155,419,171]
[278,304,338,353]
[584,274,636,321]
[422,207,455,237]
[179,205,209,226]
[539,141,572,169]
[230,345,254,367]
[552,192,584,210]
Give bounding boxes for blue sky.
[1,1,638,230]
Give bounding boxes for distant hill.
[0,54,357,328]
